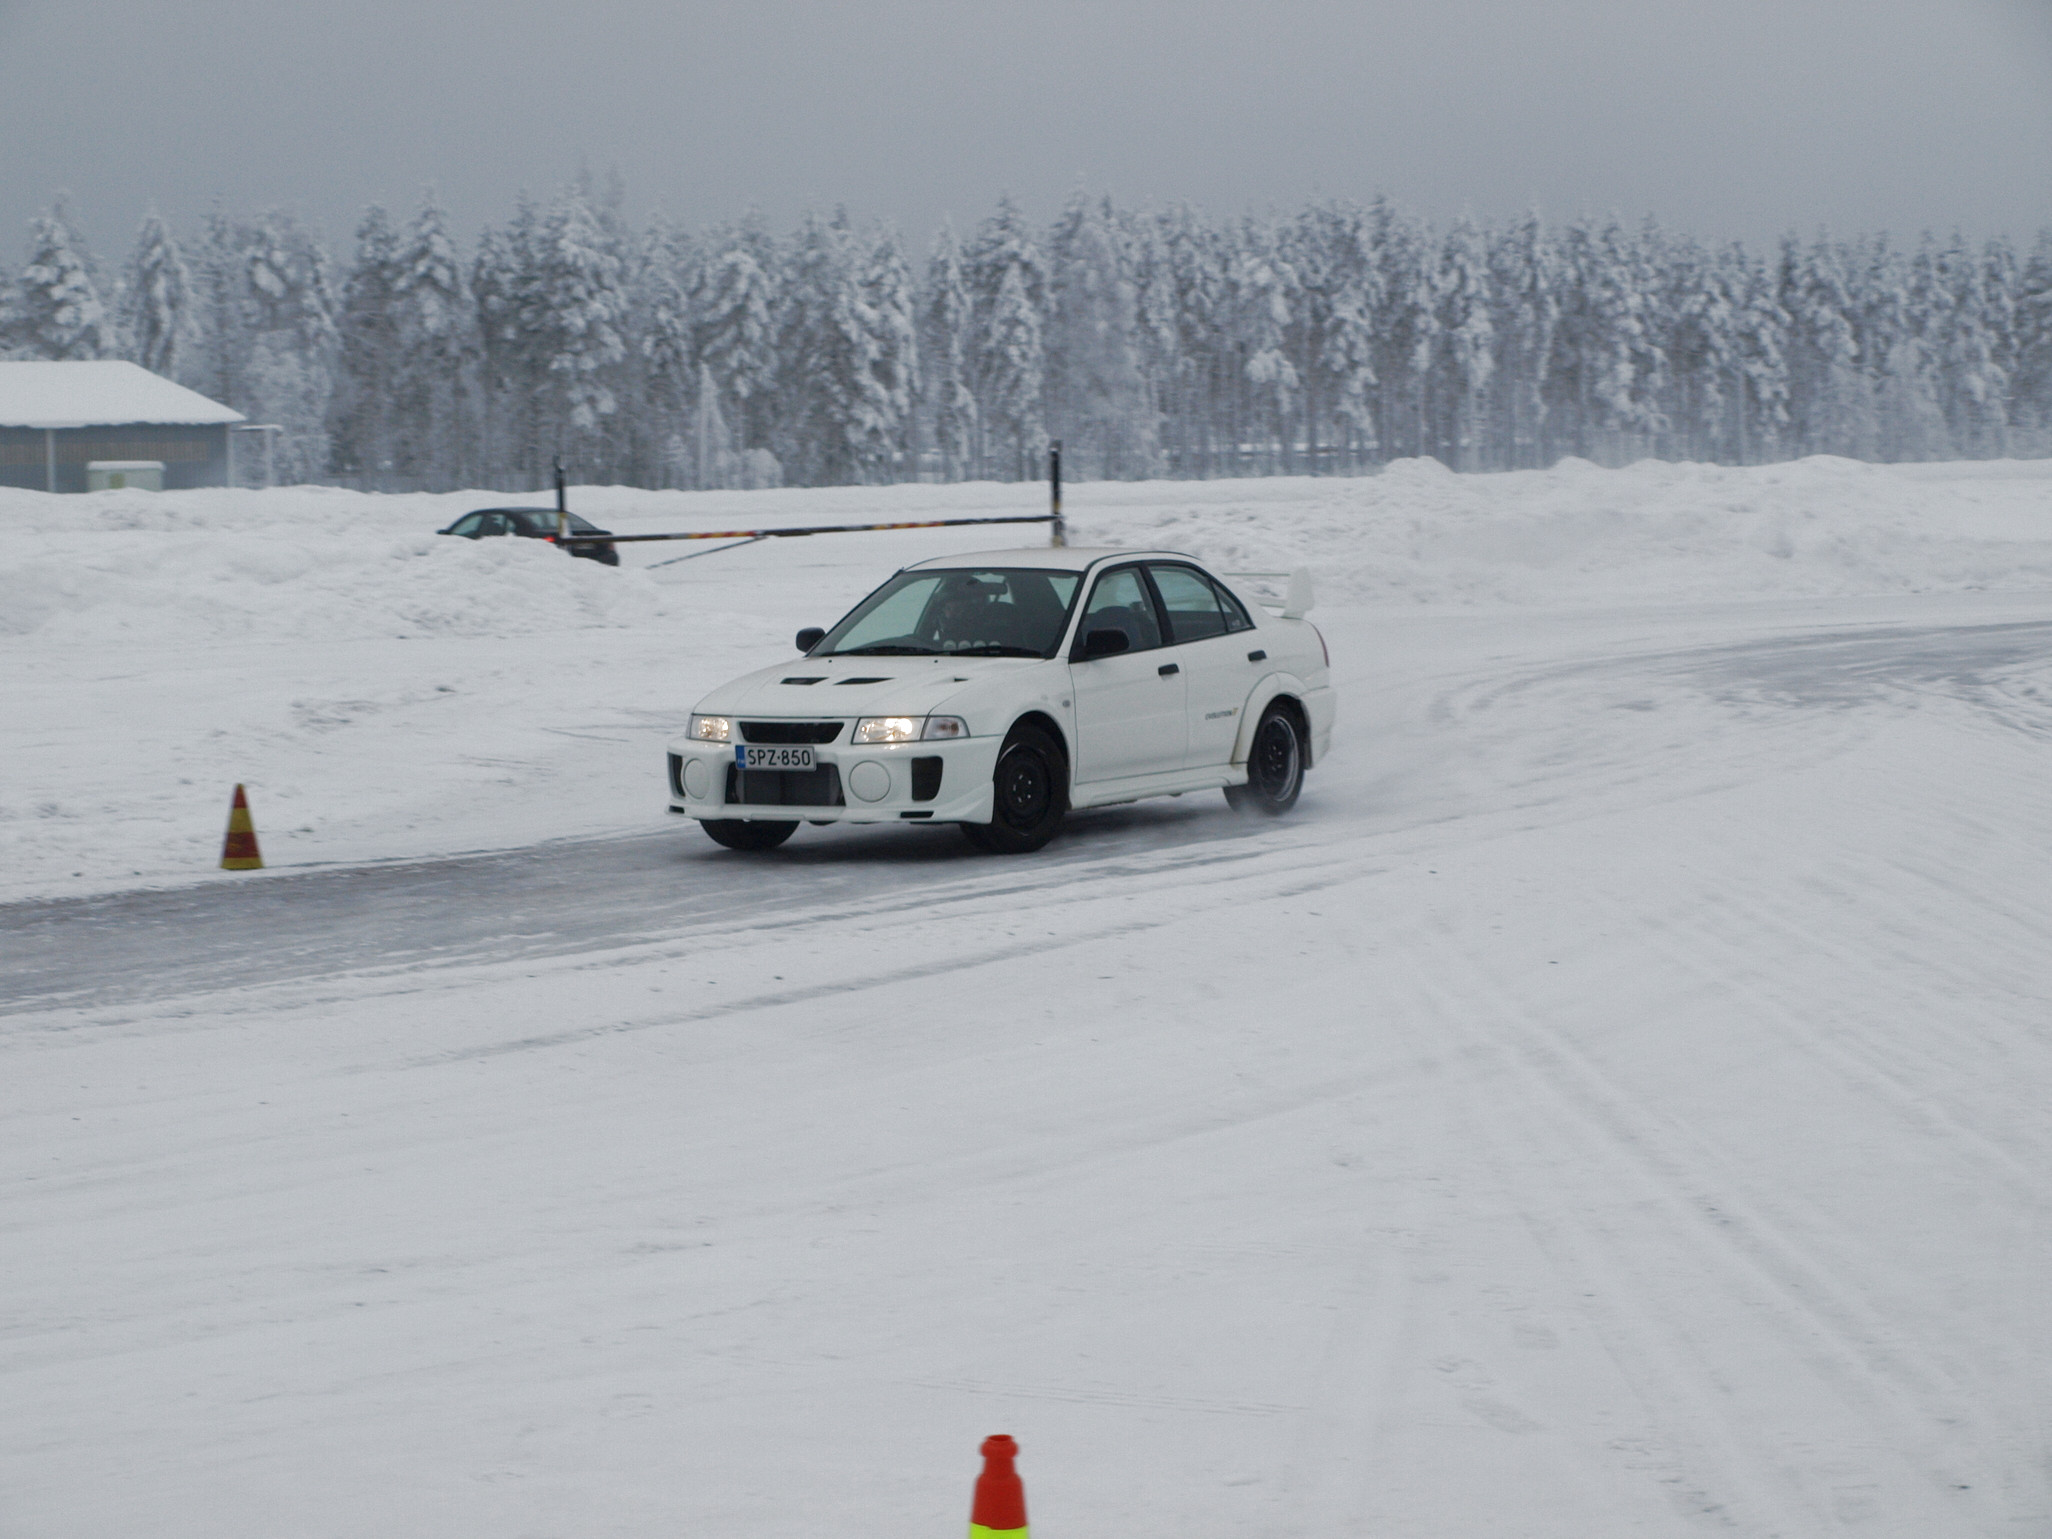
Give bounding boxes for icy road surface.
[6,589,2050,1537]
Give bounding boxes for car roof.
[464,506,562,515]
[905,546,1204,573]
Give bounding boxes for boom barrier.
[593,512,1058,544]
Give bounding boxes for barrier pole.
[1048,440,1064,548]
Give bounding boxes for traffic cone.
[970,1435,1028,1539]
[220,784,263,870]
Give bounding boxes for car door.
[1067,565,1187,783]
[1148,562,1259,768]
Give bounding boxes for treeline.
[5,183,2052,490]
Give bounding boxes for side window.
[1076,567,1163,653]
[1208,576,1255,634]
[1149,564,1228,644]
[477,513,511,537]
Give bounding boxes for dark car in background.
[437,507,620,566]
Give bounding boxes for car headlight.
[853,716,923,744]
[922,715,968,740]
[689,714,733,742]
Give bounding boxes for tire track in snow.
[1426,932,2012,1533]
[1384,963,1819,1535]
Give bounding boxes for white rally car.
[666,547,1334,853]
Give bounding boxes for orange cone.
[220,784,263,870]
[970,1436,1028,1539]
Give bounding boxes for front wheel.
[700,818,798,851]
[1224,703,1304,816]
[962,723,1068,854]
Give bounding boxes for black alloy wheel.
[1224,703,1304,815]
[700,818,799,851]
[962,723,1068,854]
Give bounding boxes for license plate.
[737,744,815,771]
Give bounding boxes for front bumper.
[666,735,1000,825]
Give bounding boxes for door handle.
[1247,649,1267,662]
[1158,662,1180,676]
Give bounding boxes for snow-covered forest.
[6,183,2051,490]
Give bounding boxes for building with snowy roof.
[0,361,245,493]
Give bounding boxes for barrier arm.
[599,512,1057,545]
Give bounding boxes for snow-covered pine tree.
[1157,205,1228,476]
[1227,218,1300,475]
[241,211,338,483]
[470,199,539,484]
[1431,217,1494,470]
[1982,236,2021,451]
[776,210,885,486]
[1927,234,2008,457]
[1122,209,1180,474]
[190,207,254,414]
[330,206,402,481]
[1285,204,1377,474]
[119,212,198,381]
[531,186,631,480]
[1780,235,1875,459]
[631,219,693,486]
[1852,236,1945,462]
[862,226,919,481]
[1370,200,1439,462]
[1583,219,1667,462]
[2011,230,2052,453]
[966,198,1048,479]
[691,218,780,473]
[1045,193,1153,479]
[1659,235,1737,462]
[15,200,110,360]
[1487,210,1556,468]
[389,193,477,488]
[920,220,979,481]
[1726,245,1790,464]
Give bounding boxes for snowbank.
[5,456,2052,652]
[1068,454,2052,606]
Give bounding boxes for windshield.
[816,568,1082,658]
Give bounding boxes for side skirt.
[1070,765,1242,810]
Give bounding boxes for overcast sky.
[4,0,2050,262]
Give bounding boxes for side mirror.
[795,626,826,653]
[1077,628,1131,661]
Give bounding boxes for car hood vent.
[835,677,891,685]
[780,676,826,685]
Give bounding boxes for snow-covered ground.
[6,454,2052,902]
[4,458,2051,1536]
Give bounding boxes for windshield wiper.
[949,644,1046,657]
[834,644,941,656]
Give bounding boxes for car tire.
[962,722,1068,854]
[700,818,798,851]
[1224,702,1305,816]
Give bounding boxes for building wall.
[0,423,231,492]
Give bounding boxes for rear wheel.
[700,818,798,851]
[962,722,1068,854]
[1224,702,1304,816]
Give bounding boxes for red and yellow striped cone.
[220,784,263,870]
[970,1435,1028,1539]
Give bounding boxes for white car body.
[666,547,1334,834]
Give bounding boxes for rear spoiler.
[1220,567,1315,620]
